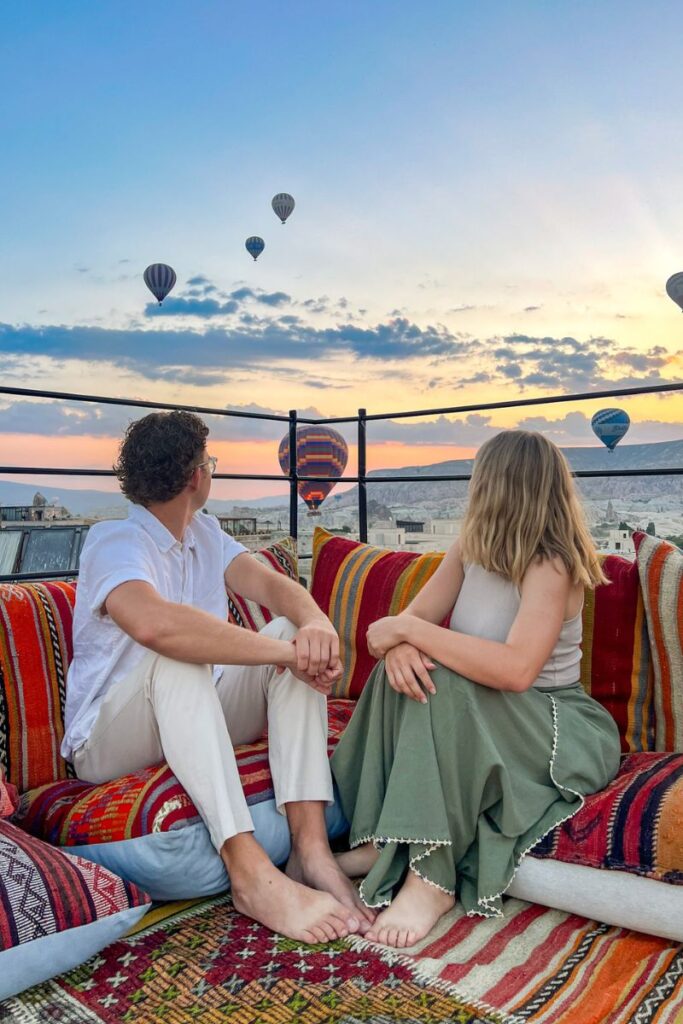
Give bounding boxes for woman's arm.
[399,538,466,624]
[370,557,574,693]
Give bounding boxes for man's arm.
[104,580,332,692]
[225,553,341,678]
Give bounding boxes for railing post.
[288,410,298,541]
[358,408,367,543]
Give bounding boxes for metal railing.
[1,381,682,579]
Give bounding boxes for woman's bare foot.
[335,843,380,879]
[365,869,455,948]
[287,842,377,932]
[223,834,361,944]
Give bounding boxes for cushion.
[227,536,299,631]
[0,582,76,792]
[13,699,354,900]
[310,528,445,698]
[0,819,150,1000]
[634,532,683,752]
[509,859,683,942]
[531,751,683,884]
[1,767,17,819]
[580,552,655,752]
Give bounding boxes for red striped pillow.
[226,536,299,631]
[635,532,683,753]
[0,582,76,792]
[579,552,655,753]
[310,528,444,699]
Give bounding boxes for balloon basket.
[306,511,322,517]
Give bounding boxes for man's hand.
[384,643,436,704]
[276,641,342,695]
[293,618,341,678]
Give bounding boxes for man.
[61,410,372,943]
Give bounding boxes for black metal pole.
[358,408,367,543]
[288,410,298,541]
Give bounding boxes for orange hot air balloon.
[278,425,348,515]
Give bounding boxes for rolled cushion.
[227,536,299,630]
[0,820,150,1000]
[13,700,354,900]
[310,528,444,698]
[634,532,683,752]
[531,752,683,885]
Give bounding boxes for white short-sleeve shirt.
[61,505,248,760]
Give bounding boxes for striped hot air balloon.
[272,193,295,224]
[278,425,348,514]
[666,272,683,311]
[591,408,630,451]
[143,263,176,305]
[246,236,265,261]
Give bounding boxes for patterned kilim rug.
[2,894,683,1024]
[352,897,683,1024]
[0,895,499,1024]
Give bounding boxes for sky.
[1,1,682,500]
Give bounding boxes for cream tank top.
[448,563,582,689]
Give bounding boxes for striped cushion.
[635,532,683,752]
[310,528,445,699]
[0,582,76,792]
[580,552,655,752]
[532,752,683,884]
[227,536,298,631]
[0,819,149,997]
[15,699,354,847]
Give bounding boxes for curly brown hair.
[113,411,210,506]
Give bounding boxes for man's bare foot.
[287,842,377,932]
[223,836,361,944]
[335,843,380,879]
[365,869,455,948]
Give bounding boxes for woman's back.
[449,562,582,689]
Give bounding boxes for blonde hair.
[460,430,607,588]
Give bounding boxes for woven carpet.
[352,897,683,1024]
[0,895,499,1024]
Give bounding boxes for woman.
[331,430,621,948]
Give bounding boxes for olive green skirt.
[331,663,621,918]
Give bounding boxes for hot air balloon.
[143,263,176,305]
[245,236,265,261]
[666,272,683,311]
[591,408,630,451]
[278,425,348,514]
[272,193,295,224]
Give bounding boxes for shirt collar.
[128,504,196,553]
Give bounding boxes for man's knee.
[260,616,297,641]
[147,655,214,699]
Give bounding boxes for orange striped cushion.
[310,528,444,699]
[635,532,683,752]
[0,582,76,792]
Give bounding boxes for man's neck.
[145,497,196,543]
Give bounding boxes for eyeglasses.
[197,455,218,476]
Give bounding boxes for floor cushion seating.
[311,527,683,938]
[0,541,347,902]
[0,818,150,1000]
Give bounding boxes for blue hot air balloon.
[591,408,630,451]
[272,193,295,224]
[245,236,265,261]
[143,263,176,305]
[666,272,683,312]
[278,425,348,514]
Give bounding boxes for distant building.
[395,519,425,534]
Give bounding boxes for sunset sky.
[1,1,682,501]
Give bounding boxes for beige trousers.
[72,617,332,852]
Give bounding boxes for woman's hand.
[384,643,436,704]
[367,616,410,659]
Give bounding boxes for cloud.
[523,305,542,312]
[145,297,239,318]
